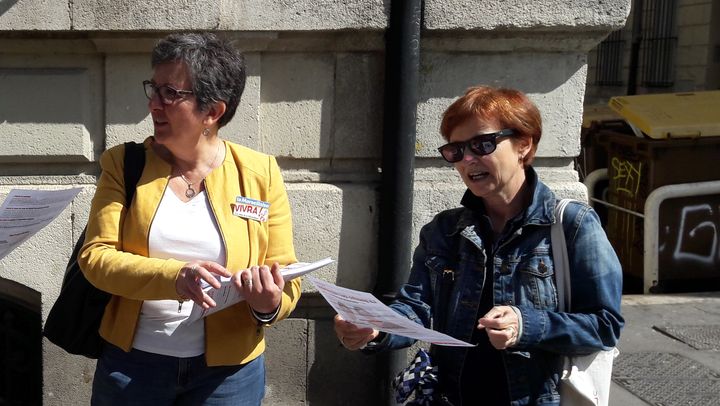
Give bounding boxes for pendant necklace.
[179,173,199,198]
[177,141,222,199]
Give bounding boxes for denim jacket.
[368,168,624,406]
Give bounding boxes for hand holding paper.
[183,257,334,324]
[229,262,285,314]
[308,276,473,347]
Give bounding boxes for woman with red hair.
[334,85,623,405]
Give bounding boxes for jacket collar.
[454,166,556,234]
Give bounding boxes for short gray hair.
[151,32,246,128]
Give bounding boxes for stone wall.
[0,1,629,404]
[676,0,718,90]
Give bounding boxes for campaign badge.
[232,196,270,222]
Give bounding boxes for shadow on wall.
[335,185,380,290]
[0,0,19,17]
[306,318,382,405]
[0,68,92,125]
[305,186,380,404]
[259,53,334,158]
[417,52,587,102]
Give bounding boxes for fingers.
[241,268,255,290]
[270,262,285,290]
[176,264,201,301]
[485,325,518,349]
[176,262,228,308]
[203,261,232,279]
[232,263,284,291]
[199,291,216,309]
[334,314,354,336]
[339,334,376,351]
[252,263,284,292]
[478,305,517,329]
[232,266,259,291]
[235,265,283,314]
[184,261,229,287]
[478,305,519,349]
[194,265,223,290]
[333,315,375,336]
[333,314,378,351]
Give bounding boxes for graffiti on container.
[611,158,642,198]
[668,204,718,265]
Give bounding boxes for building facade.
[0,1,629,404]
[586,0,719,102]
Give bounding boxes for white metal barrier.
[643,180,720,293]
[583,168,607,209]
[585,171,720,294]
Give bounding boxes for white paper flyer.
[308,276,473,347]
[0,188,82,261]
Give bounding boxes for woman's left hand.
[232,263,285,314]
[478,305,519,350]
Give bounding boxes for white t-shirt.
[132,189,226,357]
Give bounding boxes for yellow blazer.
[79,137,300,366]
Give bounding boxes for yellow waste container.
[609,90,720,139]
[601,90,720,293]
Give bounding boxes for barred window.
[596,30,626,86]
[641,0,678,87]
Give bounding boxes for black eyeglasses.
[142,80,194,105]
[437,129,515,163]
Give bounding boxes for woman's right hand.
[333,314,379,351]
[175,261,231,310]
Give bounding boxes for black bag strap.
[122,141,146,206]
[64,142,145,280]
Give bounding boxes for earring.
[202,128,210,137]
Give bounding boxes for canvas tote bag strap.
[552,198,573,312]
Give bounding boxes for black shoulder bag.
[43,142,145,358]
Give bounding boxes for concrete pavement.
[609,292,720,406]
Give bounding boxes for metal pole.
[376,0,423,404]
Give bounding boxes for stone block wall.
[0,1,629,404]
[676,0,719,90]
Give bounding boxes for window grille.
[595,30,626,86]
[641,0,677,87]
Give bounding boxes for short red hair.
[440,85,542,167]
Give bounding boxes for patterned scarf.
[392,349,439,405]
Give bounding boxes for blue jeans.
[92,344,265,405]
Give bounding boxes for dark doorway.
[0,278,42,406]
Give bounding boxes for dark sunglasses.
[143,80,194,105]
[437,129,515,163]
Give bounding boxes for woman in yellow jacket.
[79,32,301,405]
